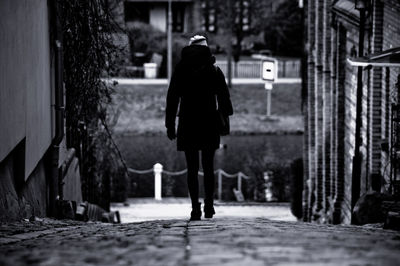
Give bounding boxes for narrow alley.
[2,1,400,265]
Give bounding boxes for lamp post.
[167,0,173,81]
[351,0,369,222]
[226,0,233,88]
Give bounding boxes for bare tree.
[211,0,272,85]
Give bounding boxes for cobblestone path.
[1,216,400,266]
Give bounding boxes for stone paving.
[1,215,400,266]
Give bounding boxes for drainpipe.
[351,4,366,223]
[167,0,172,81]
[49,0,65,217]
[299,0,306,221]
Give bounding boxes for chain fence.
[127,164,250,200]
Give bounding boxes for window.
[242,0,250,32]
[234,0,250,32]
[124,2,149,23]
[172,3,185,32]
[201,0,217,33]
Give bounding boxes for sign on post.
[261,59,277,116]
[262,59,276,82]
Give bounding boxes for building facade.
[121,0,255,34]
[0,0,82,221]
[303,0,400,224]
[123,0,197,32]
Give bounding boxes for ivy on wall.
[58,0,128,209]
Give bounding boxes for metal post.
[226,0,233,88]
[265,82,273,116]
[282,61,286,78]
[49,0,65,217]
[218,170,222,200]
[266,89,271,116]
[167,0,173,81]
[154,163,163,200]
[237,173,242,192]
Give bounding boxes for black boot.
[190,203,202,221]
[204,199,215,218]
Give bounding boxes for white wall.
[0,0,53,179]
[150,4,167,32]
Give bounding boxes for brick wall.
[344,24,360,224]
[330,22,338,222]
[322,0,332,218]
[381,0,400,191]
[369,0,384,194]
[334,23,347,223]
[306,0,316,222]
[315,0,325,217]
[303,0,400,224]
[302,0,310,222]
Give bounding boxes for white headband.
[189,35,208,46]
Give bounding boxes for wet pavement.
[1,206,400,266]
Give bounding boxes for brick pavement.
[1,216,400,266]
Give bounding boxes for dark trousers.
[184,149,216,206]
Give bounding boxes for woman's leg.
[201,149,216,205]
[185,150,200,206]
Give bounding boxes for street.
[1,204,400,266]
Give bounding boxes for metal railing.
[128,163,250,200]
[216,58,301,79]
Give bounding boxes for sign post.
[262,59,277,117]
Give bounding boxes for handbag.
[216,109,230,136]
[213,65,231,136]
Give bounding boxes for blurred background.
[105,0,304,211]
[0,0,304,223]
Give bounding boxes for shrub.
[58,0,129,209]
[244,153,292,202]
[126,22,188,77]
[127,22,166,62]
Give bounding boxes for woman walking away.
[165,35,233,221]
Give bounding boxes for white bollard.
[237,173,242,192]
[154,163,163,200]
[218,170,222,200]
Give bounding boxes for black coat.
[165,45,233,151]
